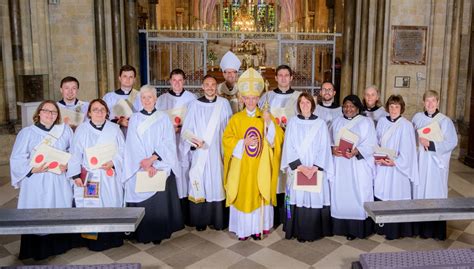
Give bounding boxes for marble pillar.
[357,0,369,97]
[341,0,356,102]
[95,0,108,97]
[374,0,385,88]
[124,0,140,84]
[8,0,22,102]
[447,0,463,118]
[464,1,474,168]
[111,0,122,88]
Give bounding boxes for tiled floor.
[0,160,472,268]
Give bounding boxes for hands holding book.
[419,137,430,151]
[332,146,359,159]
[297,165,318,180]
[374,157,395,166]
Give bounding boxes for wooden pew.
[0,207,145,235]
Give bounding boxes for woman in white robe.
[10,100,74,260]
[68,99,125,251]
[374,95,419,240]
[281,92,335,242]
[363,85,388,125]
[179,75,232,231]
[156,69,197,225]
[330,95,376,240]
[123,85,184,244]
[412,90,458,240]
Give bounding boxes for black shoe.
[251,234,262,240]
[152,240,162,245]
[346,235,356,241]
[297,238,307,243]
[196,226,207,231]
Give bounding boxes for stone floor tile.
[187,249,243,269]
[228,258,267,269]
[248,248,310,268]
[228,240,264,257]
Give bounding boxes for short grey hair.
[140,84,157,97]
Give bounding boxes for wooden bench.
[0,207,145,235]
[364,198,474,224]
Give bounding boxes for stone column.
[373,0,385,88]
[464,2,474,168]
[340,0,356,101]
[111,0,122,88]
[124,0,140,84]
[357,0,369,97]
[8,0,22,102]
[95,0,108,97]
[446,0,463,118]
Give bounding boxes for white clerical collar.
[246,108,256,117]
[322,100,333,107]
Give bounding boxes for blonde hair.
[422,90,439,101]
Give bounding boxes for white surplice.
[258,89,300,194]
[179,97,232,202]
[123,110,179,203]
[68,120,125,208]
[412,112,458,199]
[365,106,388,125]
[103,89,142,119]
[10,124,74,209]
[156,90,197,199]
[315,104,343,128]
[330,115,377,220]
[281,115,335,208]
[374,116,419,201]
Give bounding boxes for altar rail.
[139,29,342,96]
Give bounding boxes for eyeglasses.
[91,108,107,113]
[40,109,58,116]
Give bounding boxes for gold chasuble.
[223,108,284,213]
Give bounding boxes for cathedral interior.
[0,0,473,267]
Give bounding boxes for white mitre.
[220,51,241,71]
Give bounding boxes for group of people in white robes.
[10,60,458,261]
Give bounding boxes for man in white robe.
[374,95,418,239]
[102,65,142,132]
[412,90,457,240]
[179,74,232,231]
[217,51,241,113]
[56,76,89,129]
[123,85,184,244]
[330,95,376,240]
[156,69,197,224]
[315,81,342,127]
[258,64,300,228]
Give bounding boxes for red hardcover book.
[374,153,388,161]
[296,171,317,186]
[338,138,354,158]
[80,166,88,183]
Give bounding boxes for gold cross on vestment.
[192,180,200,192]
